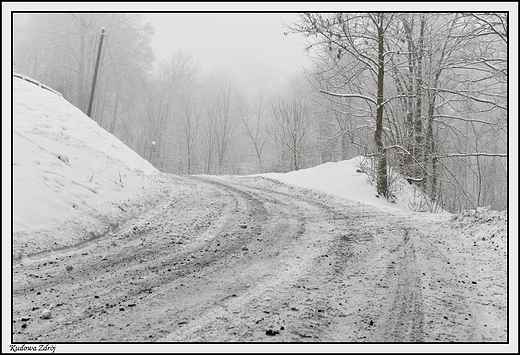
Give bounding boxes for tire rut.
[368,228,424,342]
[13,174,430,343]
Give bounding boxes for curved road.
[12,174,501,342]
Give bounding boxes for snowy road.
[12,174,507,342]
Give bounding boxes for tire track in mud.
[368,228,425,342]
[227,176,430,342]
[13,174,432,343]
[204,178,366,341]
[12,175,256,342]
[171,176,427,342]
[156,176,326,342]
[12,174,317,342]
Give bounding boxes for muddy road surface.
[12,174,506,342]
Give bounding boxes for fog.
[146,13,311,97]
[7,7,511,212]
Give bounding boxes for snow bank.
[262,157,440,212]
[450,206,507,254]
[12,76,160,257]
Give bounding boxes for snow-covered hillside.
[12,76,160,257]
[262,157,442,212]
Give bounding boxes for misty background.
[10,12,509,213]
[147,13,310,97]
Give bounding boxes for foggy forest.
[12,12,508,213]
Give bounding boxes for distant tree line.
[13,13,507,212]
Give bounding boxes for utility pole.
[87,27,106,118]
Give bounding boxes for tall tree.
[289,13,396,197]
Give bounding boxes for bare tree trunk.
[403,17,415,177]
[375,13,388,198]
[426,98,437,200]
[414,14,426,189]
[341,133,348,160]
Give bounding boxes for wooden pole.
[87,27,106,118]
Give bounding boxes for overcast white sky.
[145,13,311,96]
[147,13,309,72]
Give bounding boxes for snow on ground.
[255,164,507,264]
[12,76,161,258]
[8,75,513,347]
[262,157,442,212]
[10,73,507,264]
[10,73,433,259]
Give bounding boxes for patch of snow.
[260,156,442,212]
[449,206,507,254]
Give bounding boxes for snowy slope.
[262,157,441,212]
[12,76,160,257]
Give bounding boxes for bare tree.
[289,13,399,197]
[237,94,270,173]
[179,96,202,174]
[141,52,199,170]
[199,76,238,174]
[271,95,311,172]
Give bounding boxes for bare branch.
[433,115,498,126]
[431,87,507,111]
[435,153,507,158]
[319,90,377,106]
